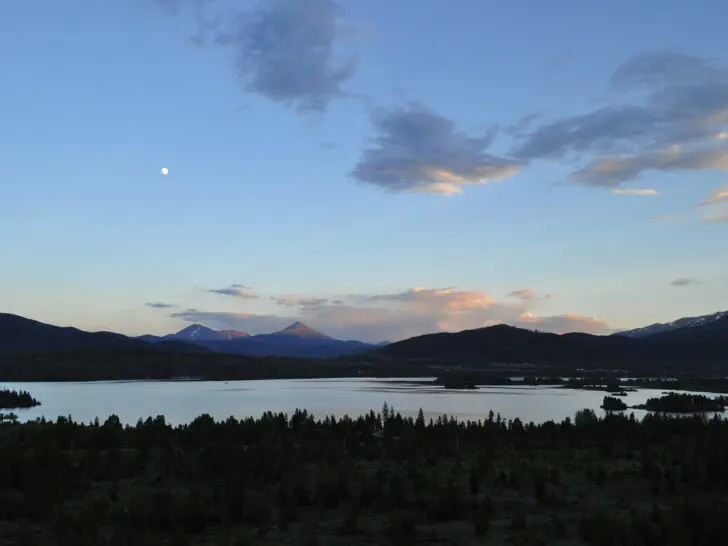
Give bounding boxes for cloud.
[698,183,728,207]
[205,284,259,299]
[611,188,659,196]
[506,289,554,301]
[516,312,610,335]
[273,296,328,307]
[648,214,675,221]
[169,286,609,342]
[170,310,290,332]
[701,209,728,223]
[573,145,728,187]
[145,302,178,309]
[211,0,356,113]
[609,50,724,91]
[716,131,728,142]
[512,51,728,187]
[671,277,700,287]
[352,104,521,194]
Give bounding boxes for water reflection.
[3,377,724,426]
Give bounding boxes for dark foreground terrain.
[1,405,728,545]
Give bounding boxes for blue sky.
[1,0,727,342]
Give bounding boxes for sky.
[1,0,727,343]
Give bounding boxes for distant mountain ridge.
[138,321,374,359]
[0,313,207,354]
[377,316,728,368]
[616,310,728,338]
[3,308,727,365]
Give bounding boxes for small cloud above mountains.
[671,277,700,287]
[612,188,659,196]
[204,284,259,299]
[145,302,178,309]
[507,289,554,301]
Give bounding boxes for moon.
[160,167,169,176]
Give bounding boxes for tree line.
[1,403,728,544]
[0,387,40,410]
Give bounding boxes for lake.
[4,377,724,425]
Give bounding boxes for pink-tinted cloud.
[515,312,610,335]
[168,286,610,342]
[702,209,728,223]
[698,183,728,207]
[611,188,659,196]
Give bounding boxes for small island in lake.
[432,373,480,389]
[601,395,628,411]
[0,388,40,410]
[564,378,635,395]
[633,392,726,413]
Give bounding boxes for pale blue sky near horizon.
[1,0,727,342]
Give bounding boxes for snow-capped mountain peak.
[618,310,728,338]
[162,324,249,342]
[173,324,214,340]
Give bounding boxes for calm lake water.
[3,377,723,426]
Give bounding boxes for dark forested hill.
[0,314,207,354]
[378,323,726,371]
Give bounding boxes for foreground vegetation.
[2,405,728,545]
[0,387,40,410]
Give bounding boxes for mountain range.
[1,309,726,369]
[136,322,377,358]
[379,311,728,370]
[616,310,728,338]
[0,313,206,354]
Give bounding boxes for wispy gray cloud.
[573,145,728,187]
[671,277,700,287]
[353,104,520,195]
[512,51,728,187]
[205,284,259,299]
[697,183,728,207]
[145,302,178,309]
[701,209,728,223]
[273,296,328,307]
[170,310,289,332]
[648,214,675,221]
[154,0,355,113]
[506,289,554,301]
[214,0,356,112]
[610,51,724,91]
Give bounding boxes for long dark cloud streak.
[512,51,728,187]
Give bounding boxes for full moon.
[160,167,169,176]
